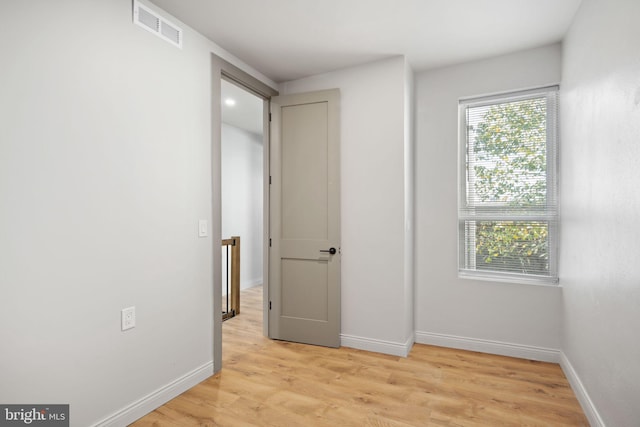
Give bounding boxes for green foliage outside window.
[469,98,549,274]
[475,221,548,274]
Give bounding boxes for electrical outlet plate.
[122,307,136,331]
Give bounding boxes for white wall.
[0,1,273,426]
[561,0,640,425]
[414,44,563,360]
[221,123,263,290]
[279,56,415,355]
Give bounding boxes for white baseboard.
[414,331,560,363]
[341,334,414,357]
[560,352,605,427]
[222,278,262,295]
[92,361,213,427]
[241,278,263,290]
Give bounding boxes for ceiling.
[221,79,263,135]
[150,0,582,83]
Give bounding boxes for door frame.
[211,54,278,373]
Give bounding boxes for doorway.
[220,79,264,319]
[210,54,277,373]
[212,57,341,372]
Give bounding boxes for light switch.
[198,220,208,237]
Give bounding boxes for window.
[458,86,558,285]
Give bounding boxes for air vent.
[160,21,181,46]
[137,6,159,32]
[133,1,182,49]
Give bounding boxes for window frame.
[457,86,559,286]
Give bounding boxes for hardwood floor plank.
[131,286,588,426]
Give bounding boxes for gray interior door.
[269,89,340,348]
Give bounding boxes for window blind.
[458,87,558,284]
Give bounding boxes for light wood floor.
[131,286,588,426]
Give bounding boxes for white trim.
[341,334,414,357]
[560,352,606,427]
[458,270,559,287]
[222,278,263,296]
[415,331,560,363]
[242,278,263,290]
[459,84,560,104]
[91,361,213,427]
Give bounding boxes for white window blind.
[458,86,559,285]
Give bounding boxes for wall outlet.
[121,307,136,331]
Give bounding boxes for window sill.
[458,270,559,287]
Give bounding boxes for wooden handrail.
[221,236,240,320]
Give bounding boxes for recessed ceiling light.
[224,98,236,107]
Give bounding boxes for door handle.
[320,247,337,255]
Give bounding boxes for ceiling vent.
[133,1,183,49]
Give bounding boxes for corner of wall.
[559,352,606,427]
[92,362,213,427]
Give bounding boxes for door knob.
[320,247,337,255]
